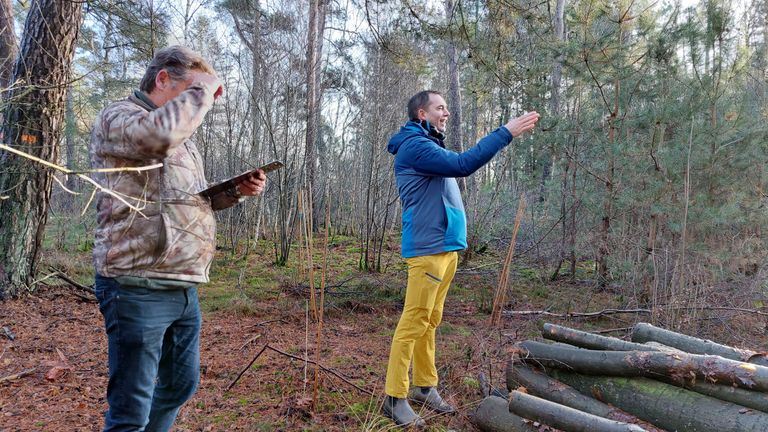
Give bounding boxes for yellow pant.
[385,251,458,398]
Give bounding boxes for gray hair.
[139,46,215,93]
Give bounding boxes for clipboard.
[198,160,283,199]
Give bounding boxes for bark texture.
[542,323,658,352]
[0,0,84,297]
[471,396,539,432]
[506,361,665,431]
[508,390,647,432]
[631,322,768,366]
[552,370,768,432]
[517,340,768,392]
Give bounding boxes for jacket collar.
[129,90,158,112]
[410,119,446,148]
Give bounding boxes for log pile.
[471,322,768,431]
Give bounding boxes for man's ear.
[417,108,427,121]
[155,69,170,90]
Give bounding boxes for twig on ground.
[225,344,270,392]
[0,368,36,384]
[226,343,373,396]
[246,318,287,329]
[268,345,372,396]
[238,334,262,351]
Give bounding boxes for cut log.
[551,370,768,432]
[508,390,647,432]
[653,374,768,414]
[471,396,538,432]
[517,340,768,392]
[542,323,657,352]
[641,341,685,353]
[631,322,768,366]
[506,361,666,431]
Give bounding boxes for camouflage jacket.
[89,83,239,283]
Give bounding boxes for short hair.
[407,90,442,120]
[139,46,215,93]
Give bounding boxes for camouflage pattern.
[89,82,236,283]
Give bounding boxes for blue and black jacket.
[387,120,514,258]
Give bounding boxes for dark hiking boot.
[408,387,456,414]
[383,395,426,429]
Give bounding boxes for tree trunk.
[64,86,78,194]
[508,390,646,432]
[549,0,566,118]
[631,322,768,366]
[0,0,15,89]
[471,396,538,432]
[551,370,768,432]
[0,0,84,298]
[517,340,768,392]
[444,0,465,192]
[304,0,326,211]
[506,362,664,431]
[541,323,658,352]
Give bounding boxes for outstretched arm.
[405,111,541,178]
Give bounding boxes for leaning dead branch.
[49,267,94,295]
[0,143,161,217]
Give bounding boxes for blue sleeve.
[400,126,513,178]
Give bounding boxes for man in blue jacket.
[383,90,539,427]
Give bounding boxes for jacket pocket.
[105,212,164,273]
[152,198,216,277]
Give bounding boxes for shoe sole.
[382,408,427,428]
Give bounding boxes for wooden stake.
[490,195,527,326]
[304,188,317,320]
[312,185,331,409]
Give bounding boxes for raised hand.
[504,111,541,138]
[189,71,224,100]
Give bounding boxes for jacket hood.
[387,120,444,155]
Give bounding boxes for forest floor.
[2,230,767,431]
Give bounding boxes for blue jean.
[94,275,202,432]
